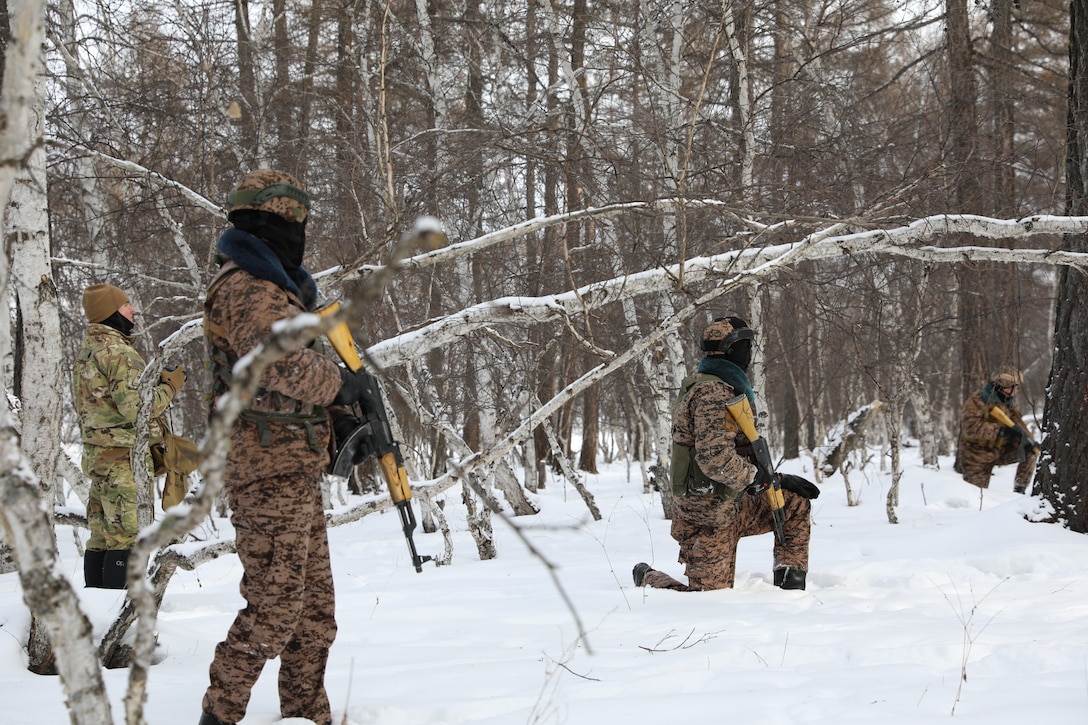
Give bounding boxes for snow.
[1,446,1086,724]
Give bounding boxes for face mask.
[100,310,135,336]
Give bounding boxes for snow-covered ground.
[2,445,1085,724]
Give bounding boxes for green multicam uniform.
[74,323,176,550]
[958,383,1036,491]
[641,371,812,591]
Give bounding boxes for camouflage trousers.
[202,471,337,725]
[959,441,1036,490]
[82,445,148,550]
[642,489,811,591]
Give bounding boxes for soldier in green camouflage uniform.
[957,369,1036,493]
[74,284,185,588]
[633,317,820,592]
[199,171,373,725]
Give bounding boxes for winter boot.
[774,567,807,591]
[198,712,235,725]
[1014,482,1028,494]
[84,550,106,588]
[102,550,131,589]
[632,562,653,587]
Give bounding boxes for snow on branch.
[364,212,1088,370]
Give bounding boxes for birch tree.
[1,1,114,721]
[7,73,65,511]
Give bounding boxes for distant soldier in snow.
[633,316,819,592]
[957,369,1037,494]
[199,170,371,725]
[74,284,185,589]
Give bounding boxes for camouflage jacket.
[960,386,1028,448]
[74,323,174,448]
[204,263,342,414]
[204,260,342,481]
[672,373,757,494]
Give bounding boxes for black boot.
[198,712,235,725]
[102,550,131,589]
[632,562,653,587]
[84,550,106,588]
[774,567,807,591]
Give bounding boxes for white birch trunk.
[7,75,65,512]
[725,1,755,190]
[0,5,113,718]
[0,432,113,722]
[53,0,114,274]
[748,285,770,435]
[415,0,449,127]
[636,0,695,516]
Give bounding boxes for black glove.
[333,368,375,406]
[997,426,1020,443]
[779,473,821,499]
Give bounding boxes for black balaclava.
[100,310,135,337]
[724,338,753,371]
[229,208,307,285]
[718,316,753,371]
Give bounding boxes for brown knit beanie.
[82,284,129,323]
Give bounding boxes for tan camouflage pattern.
[229,169,309,222]
[642,490,811,591]
[641,373,810,591]
[672,376,757,493]
[958,389,1036,489]
[201,471,336,724]
[202,266,342,725]
[701,317,737,347]
[991,368,1023,388]
[74,323,176,551]
[205,269,341,420]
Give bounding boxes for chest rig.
[203,262,327,451]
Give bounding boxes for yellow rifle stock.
[988,406,1041,461]
[725,394,788,546]
[317,302,431,572]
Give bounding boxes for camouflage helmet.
[701,315,754,354]
[227,169,311,223]
[991,368,1023,388]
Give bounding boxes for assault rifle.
[318,301,432,573]
[725,393,788,546]
[989,406,1041,463]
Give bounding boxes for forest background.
[2,0,1088,722]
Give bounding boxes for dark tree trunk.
[233,0,259,161]
[578,381,599,473]
[1035,0,1088,533]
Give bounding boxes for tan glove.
[160,365,185,394]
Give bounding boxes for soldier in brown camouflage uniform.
[199,171,373,725]
[633,317,820,592]
[957,369,1036,494]
[75,284,185,589]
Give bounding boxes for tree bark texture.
[1035,0,1088,533]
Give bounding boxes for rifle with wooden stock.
[319,301,432,573]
